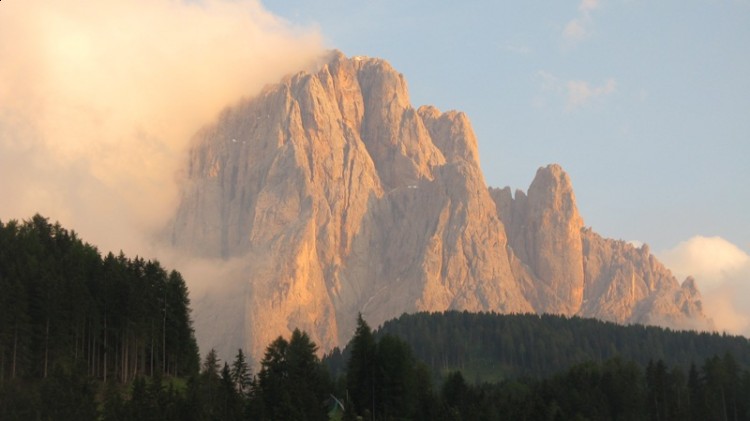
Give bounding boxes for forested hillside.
[2,215,749,420]
[331,316,750,421]
[0,215,199,382]
[326,311,750,382]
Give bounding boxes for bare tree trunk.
[163,290,167,375]
[133,338,139,380]
[93,335,97,378]
[11,328,17,379]
[103,316,107,383]
[43,318,49,378]
[88,322,93,376]
[150,321,154,377]
[74,326,79,362]
[122,333,128,383]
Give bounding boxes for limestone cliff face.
[491,165,585,315]
[580,230,707,329]
[168,52,711,362]
[490,166,711,331]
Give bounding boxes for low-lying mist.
[0,0,324,261]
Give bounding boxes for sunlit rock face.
[491,168,710,331]
[167,51,712,363]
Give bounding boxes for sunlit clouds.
[659,236,750,336]
[0,0,325,256]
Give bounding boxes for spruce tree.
[346,314,377,417]
[230,348,251,395]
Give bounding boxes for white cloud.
[562,0,601,45]
[658,236,750,336]
[579,0,600,14]
[563,19,587,42]
[566,78,617,110]
[660,236,749,290]
[0,0,325,257]
[534,71,616,111]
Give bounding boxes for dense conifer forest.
[1,215,749,420]
[0,215,199,382]
[329,311,750,381]
[0,215,199,418]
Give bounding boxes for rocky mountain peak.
[168,52,712,364]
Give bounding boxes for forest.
[1,215,749,420]
[326,310,750,382]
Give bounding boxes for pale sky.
[265,0,749,255]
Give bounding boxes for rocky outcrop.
[579,230,707,329]
[491,165,585,315]
[491,167,710,331]
[167,51,712,363]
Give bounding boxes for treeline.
[337,316,750,420]
[330,310,750,381]
[3,215,750,419]
[433,352,750,420]
[3,309,750,419]
[0,215,199,383]
[1,330,334,420]
[124,316,747,420]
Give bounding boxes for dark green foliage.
[324,312,750,420]
[0,215,199,383]
[0,215,199,419]
[254,329,331,420]
[346,314,377,416]
[343,316,424,420]
[230,348,251,395]
[38,366,98,421]
[4,216,750,420]
[424,355,750,421]
[376,334,417,418]
[362,310,750,380]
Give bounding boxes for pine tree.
[346,314,377,417]
[257,336,293,419]
[230,348,251,395]
[376,334,416,419]
[287,329,329,421]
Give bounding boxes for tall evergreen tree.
[376,334,417,419]
[346,314,377,417]
[230,348,251,395]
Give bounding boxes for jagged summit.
[167,53,712,363]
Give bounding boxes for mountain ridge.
[166,51,711,363]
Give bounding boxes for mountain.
[166,51,711,363]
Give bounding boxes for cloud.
[566,78,616,110]
[563,20,587,42]
[0,0,325,257]
[579,0,600,14]
[658,236,750,336]
[562,0,600,45]
[534,71,616,111]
